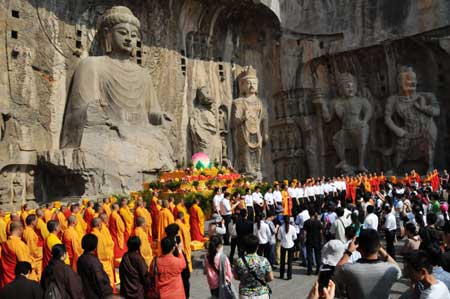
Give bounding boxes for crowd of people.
[1,169,450,298]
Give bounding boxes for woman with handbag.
[234,235,273,299]
[204,235,234,299]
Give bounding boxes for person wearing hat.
[321,239,345,274]
[208,214,226,241]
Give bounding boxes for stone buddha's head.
[338,73,357,98]
[195,86,214,108]
[239,66,259,97]
[398,66,417,95]
[99,6,141,58]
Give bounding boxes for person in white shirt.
[212,187,222,214]
[220,192,238,245]
[264,187,275,215]
[363,205,378,230]
[254,214,272,259]
[295,205,310,265]
[304,182,315,202]
[295,182,305,206]
[288,182,297,215]
[402,250,450,299]
[331,207,351,243]
[244,188,255,221]
[252,186,264,217]
[278,215,297,280]
[383,205,397,260]
[273,184,283,210]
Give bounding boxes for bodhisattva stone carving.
[231,66,268,180]
[314,73,373,173]
[385,66,440,172]
[218,105,229,162]
[189,86,222,163]
[59,6,174,194]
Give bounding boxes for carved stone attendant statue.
[59,6,174,193]
[385,66,439,172]
[314,73,373,173]
[189,87,221,162]
[231,66,268,180]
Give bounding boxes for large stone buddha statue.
[59,6,174,193]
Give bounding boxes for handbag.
[218,254,237,299]
[241,256,272,297]
[147,257,160,299]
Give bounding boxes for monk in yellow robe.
[44,203,54,223]
[0,208,7,243]
[84,201,96,231]
[175,212,192,272]
[0,221,37,286]
[43,220,69,269]
[134,216,153,267]
[157,200,174,254]
[35,208,49,240]
[281,185,290,216]
[168,197,176,214]
[173,199,190,229]
[110,204,127,258]
[119,198,134,238]
[91,217,115,290]
[71,204,87,238]
[20,204,30,225]
[102,198,112,218]
[63,216,83,272]
[134,199,152,241]
[22,215,43,278]
[189,198,205,242]
[150,192,161,237]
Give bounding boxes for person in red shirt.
[154,237,186,299]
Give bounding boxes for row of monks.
[0,194,206,290]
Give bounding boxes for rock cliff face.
[0,0,449,206]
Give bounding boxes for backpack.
[44,281,62,299]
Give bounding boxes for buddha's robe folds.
[63,226,83,272]
[0,236,37,286]
[110,211,126,259]
[157,208,174,255]
[189,204,204,242]
[176,219,192,272]
[60,55,174,178]
[22,226,43,278]
[134,226,153,267]
[92,227,115,290]
[135,206,152,241]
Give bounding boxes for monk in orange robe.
[63,215,83,272]
[189,198,204,242]
[35,208,49,241]
[91,217,116,290]
[119,198,134,240]
[134,199,152,241]
[44,203,54,223]
[134,216,153,267]
[157,200,175,254]
[110,203,127,259]
[102,198,112,218]
[55,207,68,233]
[378,172,387,186]
[0,208,7,244]
[64,204,72,219]
[175,211,192,272]
[168,197,176,214]
[0,221,37,286]
[150,192,161,237]
[43,220,69,269]
[84,201,96,232]
[281,185,291,216]
[22,215,43,278]
[20,204,30,225]
[173,199,190,229]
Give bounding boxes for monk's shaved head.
[136,216,145,227]
[10,221,23,233]
[91,217,102,228]
[67,215,77,225]
[112,203,119,211]
[162,200,169,208]
[35,208,43,217]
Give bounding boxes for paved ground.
[189,244,410,299]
